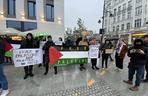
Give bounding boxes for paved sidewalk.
[3,57,148,96]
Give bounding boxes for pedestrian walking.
[0,37,10,96]
[115,39,128,71]
[123,39,147,91]
[20,33,35,79]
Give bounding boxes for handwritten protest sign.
[89,45,100,58]
[13,49,43,67]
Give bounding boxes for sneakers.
[123,80,133,85]
[129,86,139,91]
[1,90,10,96]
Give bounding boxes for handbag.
[105,49,114,54]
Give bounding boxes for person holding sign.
[115,39,128,71]
[79,37,88,71]
[123,39,147,91]
[43,36,55,75]
[100,39,113,69]
[89,37,99,70]
[20,33,36,79]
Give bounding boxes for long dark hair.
[26,33,34,41]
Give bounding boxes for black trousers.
[24,65,33,75]
[91,59,97,67]
[115,53,123,69]
[102,55,109,68]
[80,64,84,67]
[145,65,148,80]
[45,63,49,73]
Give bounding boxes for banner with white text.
[13,49,43,67]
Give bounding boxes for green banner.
[54,58,88,66]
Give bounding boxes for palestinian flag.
[53,46,88,66]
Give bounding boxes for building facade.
[104,0,148,44]
[0,0,64,40]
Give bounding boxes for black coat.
[128,46,147,67]
[43,40,55,63]
[0,38,5,64]
[100,43,113,55]
[20,39,35,49]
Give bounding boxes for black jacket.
[128,46,147,67]
[20,39,35,49]
[0,38,5,64]
[100,42,113,55]
[43,40,55,54]
[144,44,148,65]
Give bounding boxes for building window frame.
[27,0,36,20]
[46,4,54,22]
[7,0,16,18]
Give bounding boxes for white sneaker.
[1,90,10,96]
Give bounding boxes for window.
[135,6,142,16]
[113,26,115,32]
[114,8,117,16]
[117,15,120,22]
[135,19,142,28]
[28,0,36,19]
[127,11,131,19]
[121,24,124,30]
[136,0,142,3]
[6,20,37,31]
[118,6,121,15]
[24,22,37,31]
[46,4,54,21]
[122,13,125,20]
[116,25,120,31]
[6,20,21,31]
[127,0,132,11]
[45,0,54,22]
[123,3,126,10]
[7,0,16,17]
[127,23,130,30]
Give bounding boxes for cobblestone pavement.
[3,56,148,96]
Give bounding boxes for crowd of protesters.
[1,33,148,96]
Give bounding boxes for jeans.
[0,64,8,90]
[128,65,144,86]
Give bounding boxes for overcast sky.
[64,0,103,33]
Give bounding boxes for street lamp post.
[98,0,113,44]
[98,12,113,44]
